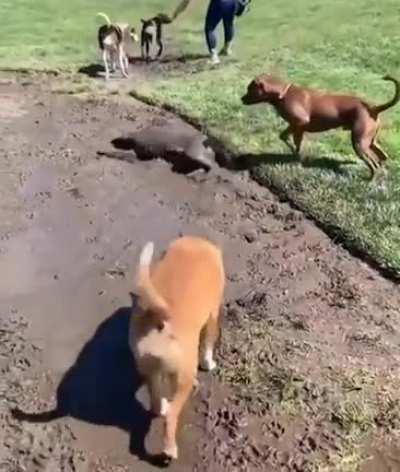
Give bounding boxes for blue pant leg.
[205,0,222,52]
[220,0,236,44]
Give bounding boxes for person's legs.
[220,0,236,56]
[205,0,222,63]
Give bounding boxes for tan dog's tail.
[136,242,169,319]
[374,75,400,114]
[97,12,112,25]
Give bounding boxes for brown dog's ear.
[278,83,292,100]
[254,76,269,94]
[260,76,291,100]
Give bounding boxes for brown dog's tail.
[136,242,170,320]
[374,75,400,114]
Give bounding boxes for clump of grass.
[374,390,400,431]
[331,398,375,435]
[312,447,364,472]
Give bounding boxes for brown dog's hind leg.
[369,123,389,165]
[352,135,380,180]
[371,140,389,164]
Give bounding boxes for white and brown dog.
[97,12,138,80]
[129,236,225,463]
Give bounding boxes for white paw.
[200,350,217,371]
[160,398,170,416]
[163,445,178,460]
[205,358,217,371]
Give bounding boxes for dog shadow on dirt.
[78,63,105,78]
[128,53,209,64]
[78,53,210,78]
[11,297,166,466]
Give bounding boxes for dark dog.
[241,74,400,179]
[141,14,172,62]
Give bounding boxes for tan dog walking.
[129,236,225,463]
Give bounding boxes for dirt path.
[1,73,400,471]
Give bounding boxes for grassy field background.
[2,0,400,274]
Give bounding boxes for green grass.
[2,0,400,273]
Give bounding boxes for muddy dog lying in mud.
[130,237,225,464]
[97,12,139,80]
[242,74,400,179]
[107,120,217,173]
[140,14,172,62]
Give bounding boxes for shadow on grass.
[232,152,355,173]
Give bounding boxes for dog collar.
[279,83,292,99]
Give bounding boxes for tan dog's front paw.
[162,445,178,461]
[160,398,170,417]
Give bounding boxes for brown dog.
[129,236,225,463]
[241,74,400,178]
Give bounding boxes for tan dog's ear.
[129,291,138,307]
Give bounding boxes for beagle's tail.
[136,242,169,319]
[97,12,112,25]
